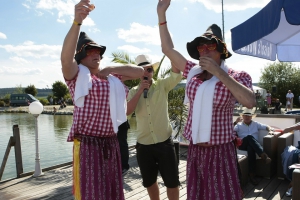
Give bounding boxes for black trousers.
[117,120,130,170]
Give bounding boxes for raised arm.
[61,0,92,80]
[98,65,144,81]
[283,123,300,134]
[157,0,187,72]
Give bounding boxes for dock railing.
[0,125,23,181]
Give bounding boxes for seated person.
[274,99,282,111]
[281,123,300,197]
[234,108,273,185]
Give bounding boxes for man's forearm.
[127,90,143,115]
[103,65,144,79]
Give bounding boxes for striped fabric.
[186,142,243,200]
[182,60,253,145]
[73,135,124,200]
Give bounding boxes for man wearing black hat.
[60,1,144,199]
[157,0,256,199]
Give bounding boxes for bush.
[260,106,269,114]
[38,98,49,106]
[0,100,5,107]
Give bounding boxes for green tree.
[259,62,300,106]
[168,87,188,139]
[25,84,38,96]
[14,84,24,94]
[52,81,69,102]
[38,98,48,106]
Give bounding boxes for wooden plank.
[126,160,187,199]
[278,179,292,200]
[255,176,282,199]
[1,147,293,200]
[13,125,23,178]
[0,137,14,181]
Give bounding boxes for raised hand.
[138,79,150,94]
[74,0,93,24]
[199,56,221,76]
[157,0,171,15]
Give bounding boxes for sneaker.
[286,187,292,197]
[122,168,129,176]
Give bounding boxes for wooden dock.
[0,147,293,200]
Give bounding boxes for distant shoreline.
[0,105,74,115]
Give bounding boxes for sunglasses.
[145,68,153,73]
[86,48,101,56]
[197,43,217,53]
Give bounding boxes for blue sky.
[0,0,286,89]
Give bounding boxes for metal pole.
[222,0,225,41]
[33,114,43,177]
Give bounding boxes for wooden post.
[0,137,14,181]
[13,125,23,177]
[0,125,24,181]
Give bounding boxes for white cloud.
[0,41,61,59]
[0,32,7,39]
[57,18,66,23]
[88,27,101,33]
[29,0,98,26]
[117,22,160,45]
[0,66,42,75]
[9,57,31,64]
[22,3,30,9]
[82,17,95,27]
[189,0,271,12]
[117,45,151,54]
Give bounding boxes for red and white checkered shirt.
[65,71,128,142]
[183,61,252,145]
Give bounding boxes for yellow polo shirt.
[127,71,182,145]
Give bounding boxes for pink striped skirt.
[73,135,124,200]
[186,141,243,200]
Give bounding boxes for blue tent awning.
[231,0,300,61]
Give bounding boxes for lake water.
[0,113,138,181]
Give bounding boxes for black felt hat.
[186,24,232,60]
[74,32,106,63]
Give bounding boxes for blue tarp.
[231,0,300,61]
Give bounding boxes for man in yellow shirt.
[127,54,182,200]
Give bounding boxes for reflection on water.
[0,113,137,181]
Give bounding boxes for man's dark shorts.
[136,137,180,188]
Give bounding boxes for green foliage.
[38,98,48,105]
[14,84,24,94]
[260,105,269,114]
[3,94,10,104]
[111,51,136,65]
[52,81,69,101]
[64,93,73,105]
[259,62,300,106]
[0,100,5,107]
[25,84,38,96]
[168,87,188,139]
